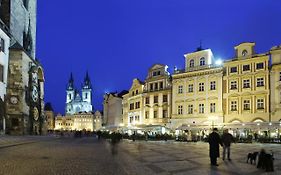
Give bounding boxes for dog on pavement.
[247,151,259,164]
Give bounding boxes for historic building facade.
[103,90,128,128]
[223,43,270,124]
[65,72,92,115]
[142,64,172,126]
[1,0,46,135]
[171,49,223,129]
[44,102,55,130]
[269,45,281,122]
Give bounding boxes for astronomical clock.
[28,65,44,135]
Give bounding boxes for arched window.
[242,50,248,56]
[200,57,205,66]
[190,59,194,67]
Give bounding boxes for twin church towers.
[65,72,93,114]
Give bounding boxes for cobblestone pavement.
[0,137,280,175]
[118,140,281,175]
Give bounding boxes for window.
[199,104,204,114]
[163,110,167,118]
[0,38,5,53]
[257,78,264,87]
[136,90,138,94]
[129,103,134,110]
[150,84,153,91]
[242,50,248,56]
[129,116,133,123]
[188,84,193,92]
[160,82,163,89]
[178,105,183,115]
[256,63,264,70]
[154,96,158,103]
[230,81,237,90]
[210,103,216,113]
[190,59,194,67]
[163,95,167,103]
[231,101,237,111]
[178,85,183,94]
[243,65,250,71]
[145,97,149,104]
[243,79,250,88]
[188,105,193,114]
[200,57,205,66]
[135,101,140,109]
[199,83,204,92]
[230,67,237,73]
[257,99,264,109]
[279,72,281,81]
[243,100,250,110]
[153,72,157,76]
[154,111,158,118]
[132,91,135,96]
[145,111,149,119]
[85,93,88,99]
[210,81,216,90]
[157,71,161,75]
[135,116,140,121]
[155,83,158,90]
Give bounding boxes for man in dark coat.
[208,128,222,166]
[221,129,234,161]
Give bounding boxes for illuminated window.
[199,104,204,114]
[199,83,204,92]
[243,79,250,88]
[256,63,264,70]
[231,101,237,111]
[188,105,193,114]
[190,59,194,67]
[178,85,183,94]
[210,81,216,90]
[200,57,205,66]
[257,78,264,87]
[243,65,250,71]
[178,105,183,115]
[257,99,264,109]
[188,84,193,92]
[230,67,237,73]
[243,100,250,110]
[230,81,237,90]
[210,103,215,113]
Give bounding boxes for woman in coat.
[208,128,222,166]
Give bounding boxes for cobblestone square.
[0,137,280,175]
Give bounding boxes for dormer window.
[200,57,205,66]
[242,50,248,56]
[190,59,194,67]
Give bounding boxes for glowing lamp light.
[215,59,223,65]
[257,123,260,126]
[269,122,272,126]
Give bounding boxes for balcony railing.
[174,64,222,74]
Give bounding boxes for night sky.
[36,0,281,114]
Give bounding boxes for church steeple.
[67,72,74,90]
[83,71,91,89]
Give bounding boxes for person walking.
[221,129,234,161]
[208,128,222,166]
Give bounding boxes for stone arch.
[251,118,265,123]
[229,119,243,123]
[37,66,44,82]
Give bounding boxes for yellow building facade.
[223,43,270,124]
[171,49,223,129]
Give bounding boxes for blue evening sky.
[36,0,281,114]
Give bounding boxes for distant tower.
[66,73,75,113]
[82,71,93,111]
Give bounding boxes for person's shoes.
[228,158,231,161]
